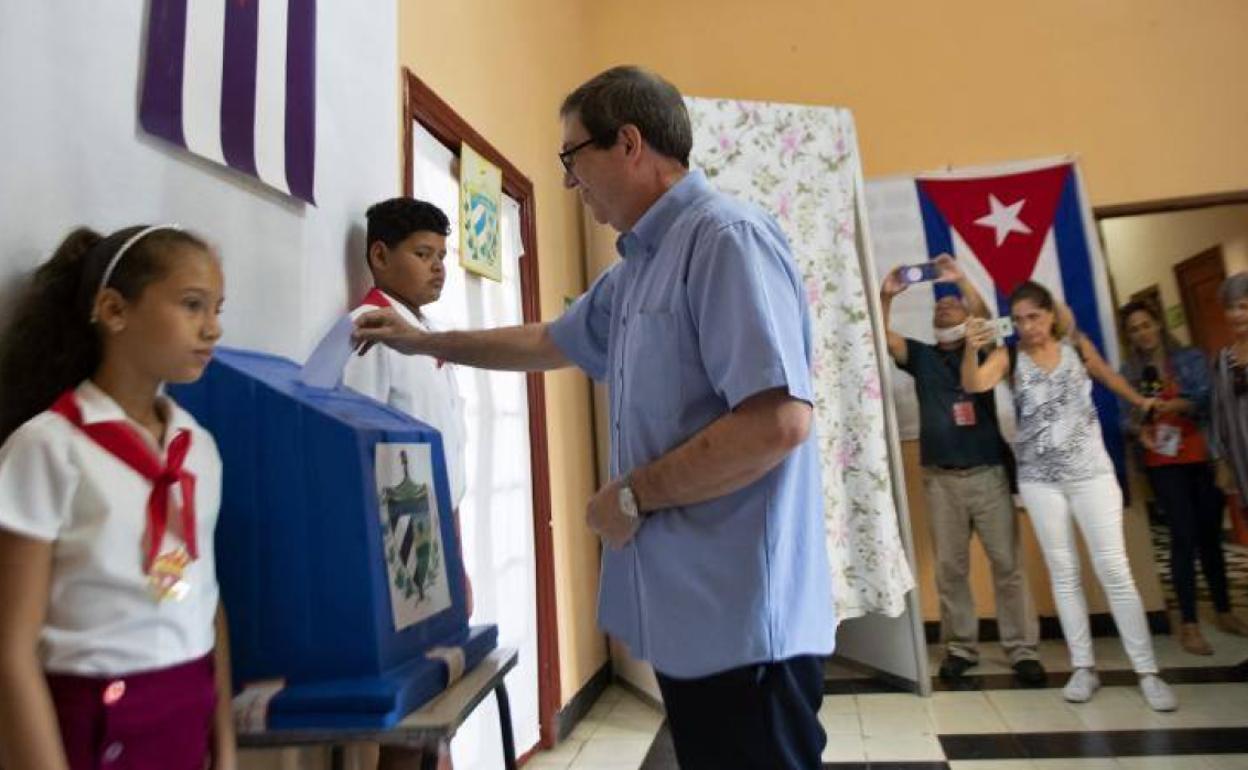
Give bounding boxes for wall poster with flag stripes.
[866,157,1127,482]
[140,0,317,204]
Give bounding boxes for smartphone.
[898,262,940,285]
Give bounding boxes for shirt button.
[102,742,124,763]
[102,680,126,706]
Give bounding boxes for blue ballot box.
[169,346,497,729]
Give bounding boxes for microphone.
[1141,365,1161,397]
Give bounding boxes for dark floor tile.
[938,733,1026,760]
[942,728,1248,761]
[823,677,914,695]
[928,659,1248,692]
[823,764,948,769]
[1012,730,1117,758]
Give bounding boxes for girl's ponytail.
[0,227,105,442]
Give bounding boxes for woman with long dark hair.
[1119,300,1245,655]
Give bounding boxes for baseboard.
[555,662,613,742]
[613,674,665,712]
[824,655,922,695]
[924,610,1172,645]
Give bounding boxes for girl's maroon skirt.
[46,653,217,770]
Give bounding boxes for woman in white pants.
[960,280,1178,712]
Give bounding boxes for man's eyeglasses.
[558,137,598,174]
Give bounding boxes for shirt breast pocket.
[623,311,683,419]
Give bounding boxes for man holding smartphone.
[881,255,1045,685]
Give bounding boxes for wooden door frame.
[402,68,560,750]
[1094,189,1248,219]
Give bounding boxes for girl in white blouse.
[0,225,234,770]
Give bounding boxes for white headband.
[91,224,182,322]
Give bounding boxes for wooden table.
[238,648,519,770]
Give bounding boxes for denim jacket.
[1118,346,1212,437]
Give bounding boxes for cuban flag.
[139,0,316,204]
[867,158,1126,482]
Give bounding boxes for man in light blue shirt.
[355,65,834,768]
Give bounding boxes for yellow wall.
[399,1,607,704]
[1103,203,1248,345]
[398,0,1248,705]
[583,0,1248,207]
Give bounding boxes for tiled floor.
[527,631,1248,770]
[527,685,663,770]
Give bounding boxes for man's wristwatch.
[618,480,642,520]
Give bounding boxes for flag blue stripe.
[917,184,962,302]
[1053,171,1128,487]
[139,0,189,150]
[220,0,260,177]
[284,0,316,204]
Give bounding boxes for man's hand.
[586,478,641,549]
[352,308,430,356]
[932,253,963,284]
[880,266,907,299]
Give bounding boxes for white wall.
[0,0,398,360]
[1,3,398,768]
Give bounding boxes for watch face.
[619,485,639,518]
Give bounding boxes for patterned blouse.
[1012,342,1115,484]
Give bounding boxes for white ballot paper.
[300,315,357,389]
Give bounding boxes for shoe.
[1139,674,1178,712]
[938,655,976,680]
[1216,612,1248,637]
[1012,659,1047,686]
[1179,622,1214,656]
[1062,668,1100,703]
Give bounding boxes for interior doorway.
[1175,246,1232,357]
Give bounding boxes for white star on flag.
[974,194,1032,247]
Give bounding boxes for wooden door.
[1175,247,1231,356]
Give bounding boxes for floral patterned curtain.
[687,97,914,619]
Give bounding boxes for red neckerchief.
[50,390,198,574]
[360,287,391,309]
[358,289,445,368]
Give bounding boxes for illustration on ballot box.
[169,346,496,730]
[378,445,451,628]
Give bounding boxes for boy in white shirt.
[342,198,469,770]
